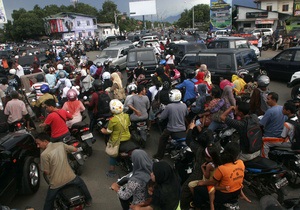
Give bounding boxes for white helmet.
[102,71,111,80]
[9,69,16,75]
[127,83,137,94]
[110,99,124,114]
[57,64,63,70]
[169,89,182,102]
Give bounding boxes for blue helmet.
[159,59,166,65]
[40,84,50,93]
[56,56,61,61]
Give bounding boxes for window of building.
[243,23,251,28]
[77,21,80,26]
[79,32,82,37]
[282,4,289,12]
[86,20,90,26]
[266,5,272,11]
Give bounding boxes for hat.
[219,79,233,90]
[9,69,16,75]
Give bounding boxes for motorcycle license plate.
[275,177,288,189]
[137,122,146,126]
[81,133,93,141]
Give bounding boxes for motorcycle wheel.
[83,144,93,157]
[291,85,300,100]
[262,46,268,51]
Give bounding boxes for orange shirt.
[213,159,245,193]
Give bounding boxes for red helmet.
[67,89,77,101]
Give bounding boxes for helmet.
[127,83,137,94]
[169,89,182,102]
[93,79,103,91]
[40,84,50,93]
[9,69,16,75]
[110,99,124,114]
[257,75,270,87]
[162,81,170,90]
[56,56,61,61]
[63,57,69,62]
[96,62,103,67]
[237,69,249,78]
[170,69,180,80]
[159,59,166,65]
[67,89,78,101]
[59,71,66,78]
[57,64,63,70]
[137,61,143,66]
[102,71,111,80]
[36,74,44,82]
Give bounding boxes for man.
[31,61,43,74]
[153,89,188,160]
[4,90,31,131]
[30,74,48,99]
[35,132,92,210]
[262,101,298,158]
[13,59,24,78]
[128,84,150,122]
[257,35,262,57]
[260,92,286,157]
[276,35,283,51]
[220,101,262,161]
[39,99,72,142]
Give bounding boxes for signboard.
[129,0,157,16]
[210,0,232,31]
[0,0,7,24]
[246,12,268,18]
[294,0,300,16]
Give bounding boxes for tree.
[98,0,119,23]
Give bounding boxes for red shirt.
[44,109,72,138]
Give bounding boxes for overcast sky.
[3,0,255,20]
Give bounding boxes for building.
[254,0,293,15]
[95,23,120,41]
[44,12,97,40]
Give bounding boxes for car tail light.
[80,127,89,132]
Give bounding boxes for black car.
[259,47,300,81]
[177,48,260,83]
[0,131,40,205]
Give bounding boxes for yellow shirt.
[107,112,131,143]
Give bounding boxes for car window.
[242,51,257,66]
[276,50,293,61]
[137,51,155,61]
[199,55,217,69]
[217,54,232,69]
[236,40,249,48]
[128,52,136,62]
[236,54,243,68]
[99,50,118,58]
[180,55,197,66]
[294,50,300,62]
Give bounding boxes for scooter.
[165,131,187,159]
[243,156,289,204]
[269,146,300,186]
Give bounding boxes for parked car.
[93,44,134,70]
[287,70,300,99]
[177,48,260,83]
[251,28,273,37]
[250,44,260,57]
[0,132,40,205]
[126,47,158,80]
[259,47,300,81]
[167,42,207,64]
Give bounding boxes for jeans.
[207,120,225,132]
[44,176,92,210]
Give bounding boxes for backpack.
[286,119,300,150]
[258,88,270,113]
[58,79,66,92]
[97,91,111,115]
[245,114,263,153]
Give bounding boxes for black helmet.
[137,61,143,66]
[185,69,195,79]
[93,79,103,91]
[36,74,44,82]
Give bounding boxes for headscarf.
[111,72,123,89]
[195,71,205,85]
[130,149,153,184]
[152,161,177,185]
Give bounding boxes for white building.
[95,23,120,41]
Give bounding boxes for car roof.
[215,37,246,40]
[185,48,252,55]
[129,47,155,52]
[103,44,134,50]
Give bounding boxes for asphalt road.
[9,49,299,210]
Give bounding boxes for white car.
[250,44,260,57]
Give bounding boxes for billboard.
[129,0,157,16]
[0,0,7,24]
[294,0,300,16]
[210,0,232,31]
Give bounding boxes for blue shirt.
[260,105,286,137]
[175,79,197,102]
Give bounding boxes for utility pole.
[192,6,195,29]
[71,0,78,9]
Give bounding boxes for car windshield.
[99,50,118,58]
[199,54,232,69]
[128,51,155,62]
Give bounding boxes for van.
[141,35,159,40]
[214,30,231,38]
[252,28,273,37]
[126,47,158,79]
[177,48,260,83]
[93,44,134,70]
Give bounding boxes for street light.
[184,0,195,29]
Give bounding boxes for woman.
[109,72,125,100]
[80,69,95,94]
[111,150,153,210]
[131,161,181,210]
[62,89,85,128]
[200,64,212,86]
[101,99,131,177]
[193,142,245,210]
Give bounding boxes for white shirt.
[257,38,262,48]
[16,64,24,78]
[165,54,175,65]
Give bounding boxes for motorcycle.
[69,121,95,157]
[165,131,188,159]
[243,156,289,204]
[269,146,300,186]
[63,136,85,176]
[118,140,139,173]
[130,120,148,148]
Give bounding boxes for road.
[9,49,298,210]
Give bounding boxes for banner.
[294,0,300,16]
[210,0,232,31]
[0,0,7,24]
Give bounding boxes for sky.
[3,0,256,21]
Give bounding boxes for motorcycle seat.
[272,146,300,154]
[119,140,139,153]
[244,156,281,172]
[71,122,88,130]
